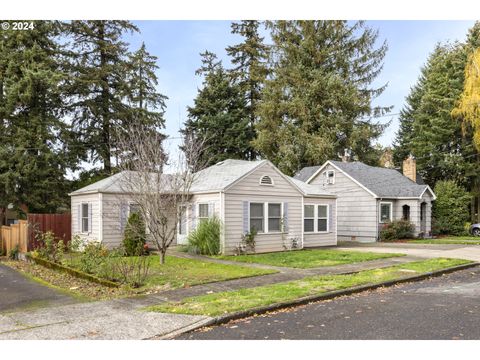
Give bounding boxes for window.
[402,205,410,221]
[380,202,392,223]
[260,175,274,186]
[268,203,282,232]
[81,203,89,233]
[129,203,141,215]
[317,205,328,232]
[304,205,315,232]
[323,170,335,184]
[249,203,264,233]
[304,204,329,232]
[198,203,209,223]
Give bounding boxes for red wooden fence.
[27,213,71,250]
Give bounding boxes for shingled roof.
[295,160,435,199]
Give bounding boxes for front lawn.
[407,236,480,245]
[64,254,276,291]
[146,258,471,316]
[215,249,404,269]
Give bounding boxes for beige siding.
[71,193,102,243]
[309,164,378,242]
[101,193,132,248]
[303,197,337,247]
[186,192,222,246]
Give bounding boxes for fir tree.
[181,52,251,167]
[66,20,139,174]
[254,21,391,175]
[226,21,269,159]
[0,21,71,218]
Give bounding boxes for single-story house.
[294,155,436,242]
[69,159,337,254]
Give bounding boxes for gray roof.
[71,159,335,198]
[296,160,433,199]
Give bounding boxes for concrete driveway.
[0,263,75,313]
[335,242,480,262]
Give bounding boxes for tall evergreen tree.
[66,20,139,174]
[226,20,269,159]
[0,21,71,219]
[181,51,251,167]
[254,21,390,175]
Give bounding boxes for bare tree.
[115,124,205,264]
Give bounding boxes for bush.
[78,241,110,274]
[34,231,66,263]
[110,255,151,288]
[432,180,471,235]
[187,217,222,255]
[380,220,415,241]
[123,212,147,256]
[9,245,19,260]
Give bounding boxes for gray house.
[70,159,337,254]
[294,156,436,242]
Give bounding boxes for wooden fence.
[1,220,28,255]
[0,214,71,255]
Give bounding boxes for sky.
[123,20,476,156]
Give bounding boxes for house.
[294,155,436,242]
[69,159,337,254]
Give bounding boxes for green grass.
[65,254,276,290]
[146,258,471,316]
[408,236,480,245]
[214,249,404,269]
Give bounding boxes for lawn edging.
[157,261,479,339]
[24,253,120,288]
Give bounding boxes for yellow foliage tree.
[452,48,480,149]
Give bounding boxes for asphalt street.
[178,267,480,340]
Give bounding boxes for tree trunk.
[159,250,166,264]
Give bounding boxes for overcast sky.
[123,20,475,155]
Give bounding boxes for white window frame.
[379,201,393,223]
[303,203,329,233]
[197,203,210,223]
[248,202,285,234]
[322,170,335,185]
[81,203,89,233]
[303,204,315,233]
[317,204,329,233]
[267,202,283,233]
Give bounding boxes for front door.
[177,205,188,245]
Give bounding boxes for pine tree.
[254,21,390,175]
[67,20,139,174]
[0,21,71,218]
[226,21,269,159]
[181,52,251,167]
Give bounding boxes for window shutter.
[208,202,214,218]
[88,203,93,233]
[77,204,81,232]
[283,202,289,233]
[242,201,249,234]
[329,203,334,233]
[191,203,196,230]
[120,203,128,233]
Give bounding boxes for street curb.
[156,261,479,339]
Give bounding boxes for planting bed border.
[25,253,120,288]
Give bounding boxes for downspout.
[220,191,225,254]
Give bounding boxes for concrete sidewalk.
[336,242,480,262]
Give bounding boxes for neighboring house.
[294,155,436,242]
[69,159,337,254]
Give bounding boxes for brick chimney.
[403,155,416,183]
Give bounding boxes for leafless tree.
[115,124,205,264]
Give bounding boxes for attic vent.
[260,175,274,186]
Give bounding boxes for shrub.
[432,180,471,235]
[78,241,110,274]
[123,212,147,256]
[9,245,19,260]
[380,220,415,241]
[34,231,66,263]
[187,217,222,255]
[111,255,151,288]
